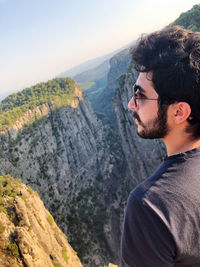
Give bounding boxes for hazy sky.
[1,0,200,99]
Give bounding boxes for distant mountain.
[58,53,112,78]
[170,4,200,31]
[57,41,134,78]
[74,59,110,91]
[85,47,131,124]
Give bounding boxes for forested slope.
[171,4,200,31]
[0,78,82,133]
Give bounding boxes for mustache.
[133,112,141,123]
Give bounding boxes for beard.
[133,104,169,139]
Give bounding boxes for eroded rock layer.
[0,174,82,267]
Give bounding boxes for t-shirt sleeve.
[121,192,176,267]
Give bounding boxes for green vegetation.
[62,248,69,264]
[0,220,5,233]
[170,4,200,31]
[52,260,62,267]
[47,214,54,225]
[85,47,131,124]
[7,242,19,258]
[74,59,115,122]
[75,60,110,84]
[0,174,21,201]
[27,185,33,194]
[100,264,118,267]
[113,47,129,61]
[0,78,77,132]
[0,206,8,216]
[0,174,25,226]
[19,195,26,202]
[117,74,126,88]
[78,81,95,91]
[66,179,108,262]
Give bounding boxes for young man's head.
[129,26,200,140]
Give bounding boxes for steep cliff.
[0,174,82,267]
[86,48,131,124]
[113,63,166,185]
[0,59,166,267]
[0,78,127,266]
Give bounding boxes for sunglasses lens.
[133,84,137,107]
[134,96,137,107]
[134,93,137,107]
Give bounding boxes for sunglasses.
[132,84,158,107]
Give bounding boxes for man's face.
[128,72,169,139]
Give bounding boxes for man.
[121,26,200,266]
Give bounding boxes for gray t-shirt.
[121,148,200,267]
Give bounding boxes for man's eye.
[136,92,146,98]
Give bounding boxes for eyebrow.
[135,84,146,93]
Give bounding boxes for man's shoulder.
[128,154,200,230]
[129,159,171,204]
[128,150,200,236]
[132,149,200,203]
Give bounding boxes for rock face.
[104,48,131,124]
[1,81,83,138]
[0,57,166,267]
[0,81,127,266]
[95,48,166,187]
[0,174,82,267]
[107,48,131,98]
[113,64,166,184]
[86,48,131,124]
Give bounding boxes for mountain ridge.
[0,81,126,266]
[0,78,83,135]
[57,41,134,78]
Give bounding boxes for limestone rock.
[0,175,82,267]
[0,82,124,266]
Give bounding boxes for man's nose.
[128,97,138,110]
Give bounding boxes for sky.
[0,0,200,100]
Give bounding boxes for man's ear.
[173,102,191,124]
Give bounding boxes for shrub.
[7,242,19,258]
[47,214,54,225]
[52,260,63,267]
[19,195,26,202]
[62,248,69,264]
[0,221,5,233]
[0,206,8,216]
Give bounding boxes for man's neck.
[162,135,200,157]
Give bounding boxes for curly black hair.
[131,26,200,138]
